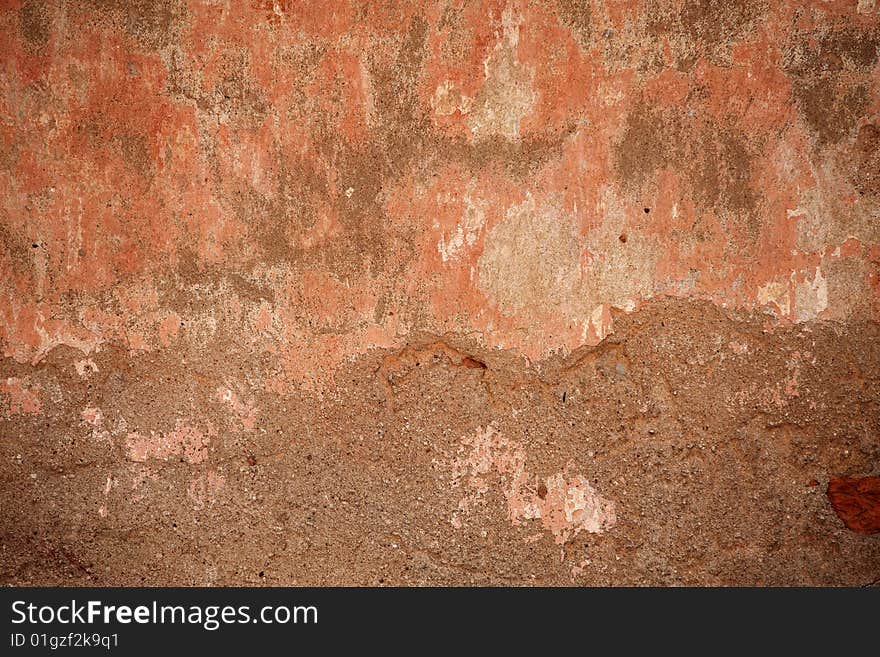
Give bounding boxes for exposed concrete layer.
[1,1,879,585]
[2,300,880,585]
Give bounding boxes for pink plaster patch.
[729,341,749,355]
[82,406,103,426]
[216,387,257,432]
[98,474,113,518]
[0,377,42,415]
[74,359,99,378]
[125,420,215,464]
[451,425,616,544]
[157,312,181,347]
[187,470,226,509]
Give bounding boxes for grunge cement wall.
[1,0,879,585]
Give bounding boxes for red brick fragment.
[827,477,880,534]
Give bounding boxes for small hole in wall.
[644,207,650,214]
[31,243,38,248]
[619,233,627,243]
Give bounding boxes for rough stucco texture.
[1,0,879,585]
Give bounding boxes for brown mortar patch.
[85,0,189,51]
[785,24,879,149]
[613,101,758,219]
[1,299,879,585]
[18,0,50,49]
[648,0,767,69]
[793,79,869,149]
[851,124,880,197]
[556,0,593,49]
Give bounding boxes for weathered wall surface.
[1,0,879,585]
